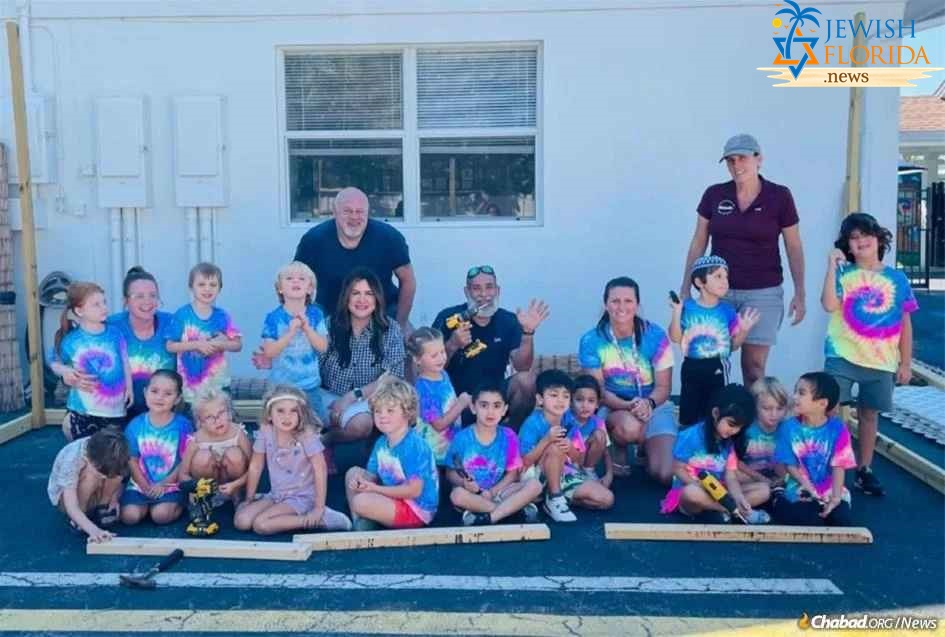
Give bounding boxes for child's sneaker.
[462,510,492,526]
[855,466,885,496]
[352,517,379,532]
[543,494,577,523]
[522,502,540,523]
[739,509,771,525]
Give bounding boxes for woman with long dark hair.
[578,277,677,484]
[320,267,406,445]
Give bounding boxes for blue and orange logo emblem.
[771,1,821,79]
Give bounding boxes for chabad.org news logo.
[797,611,940,631]
[757,1,943,87]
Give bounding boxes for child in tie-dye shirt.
[407,327,471,466]
[737,377,789,486]
[346,377,439,530]
[570,375,614,486]
[772,372,856,526]
[822,213,917,497]
[120,370,192,526]
[520,370,614,523]
[445,380,542,525]
[669,256,759,427]
[660,384,770,524]
[168,263,243,403]
[54,282,132,441]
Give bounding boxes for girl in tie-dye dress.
[120,370,192,525]
[55,282,133,441]
[821,213,917,497]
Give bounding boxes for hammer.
[119,549,184,590]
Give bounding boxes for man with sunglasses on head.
[432,265,550,428]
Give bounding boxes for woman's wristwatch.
[353,387,364,400]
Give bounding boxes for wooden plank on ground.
[232,400,261,423]
[847,417,945,495]
[45,408,66,424]
[87,537,312,561]
[912,361,945,391]
[0,414,31,445]
[604,523,873,544]
[294,524,550,551]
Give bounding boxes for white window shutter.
[285,53,403,131]
[417,49,537,129]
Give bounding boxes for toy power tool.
[180,478,220,537]
[696,470,746,523]
[445,306,488,359]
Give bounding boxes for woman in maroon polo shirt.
[679,134,806,387]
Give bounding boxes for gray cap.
[719,134,761,162]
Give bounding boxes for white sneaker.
[543,494,577,523]
[522,502,540,523]
[461,510,477,526]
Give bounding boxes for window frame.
[277,42,543,228]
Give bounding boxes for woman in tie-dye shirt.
[578,277,676,484]
[54,282,132,441]
[821,213,917,498]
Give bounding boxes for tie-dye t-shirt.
[670,421,737,490]
[107,311,177,412]
[447,426,523,490]
[680,299,740,359]
[172,304,241,402]
[742,420,781,474]
[124,413,193,493]
[260,305,327,391]
[518,410,587,475]
[825,265,918,373]
[58,325,128,417]
[570,412,607,443]
[775,416,856,502]
[367,429,439,523]
[578,322,674,400]
[414,372,462,466]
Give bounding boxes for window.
[282,46,539,224]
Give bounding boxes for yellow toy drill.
[697,470,746,523]
[180,478,221,537]
[444,306,487,359]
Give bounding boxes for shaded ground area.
[913,291,944,370]
[0,423,941,629]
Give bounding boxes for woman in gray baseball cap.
[679,134,806,387]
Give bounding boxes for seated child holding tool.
[446,379,542,526]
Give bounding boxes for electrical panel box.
[173,96,227,207]
[96,97,151,208]
[0,94,57,184]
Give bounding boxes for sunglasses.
[466,265,496,279]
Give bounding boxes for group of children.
[47,211,916,540]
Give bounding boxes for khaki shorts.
[725,286,784,347]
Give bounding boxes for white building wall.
[1,0,905,389]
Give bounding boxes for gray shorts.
[319,388,371,429]
[599,401,677,440]
[824,357,894,412]
[725,286,784,347]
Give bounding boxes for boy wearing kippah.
[669,256,760,427]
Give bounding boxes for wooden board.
[0,414,30,445]
[847,417,945,495]
[45,408,66,424]
[87,537,312,561]
[294,524,550,551]
[604,523,873,544]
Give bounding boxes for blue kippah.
[690,255,729,276]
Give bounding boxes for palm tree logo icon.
[772,1,823,79]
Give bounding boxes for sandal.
[91,504,119,528]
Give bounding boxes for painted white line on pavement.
[0,572,842,595]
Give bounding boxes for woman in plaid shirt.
[320,268,406,447]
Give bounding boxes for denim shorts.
[319,388,371,428]
[725,286,784,347]
[824,357,894,412]
[599,401,678,439]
